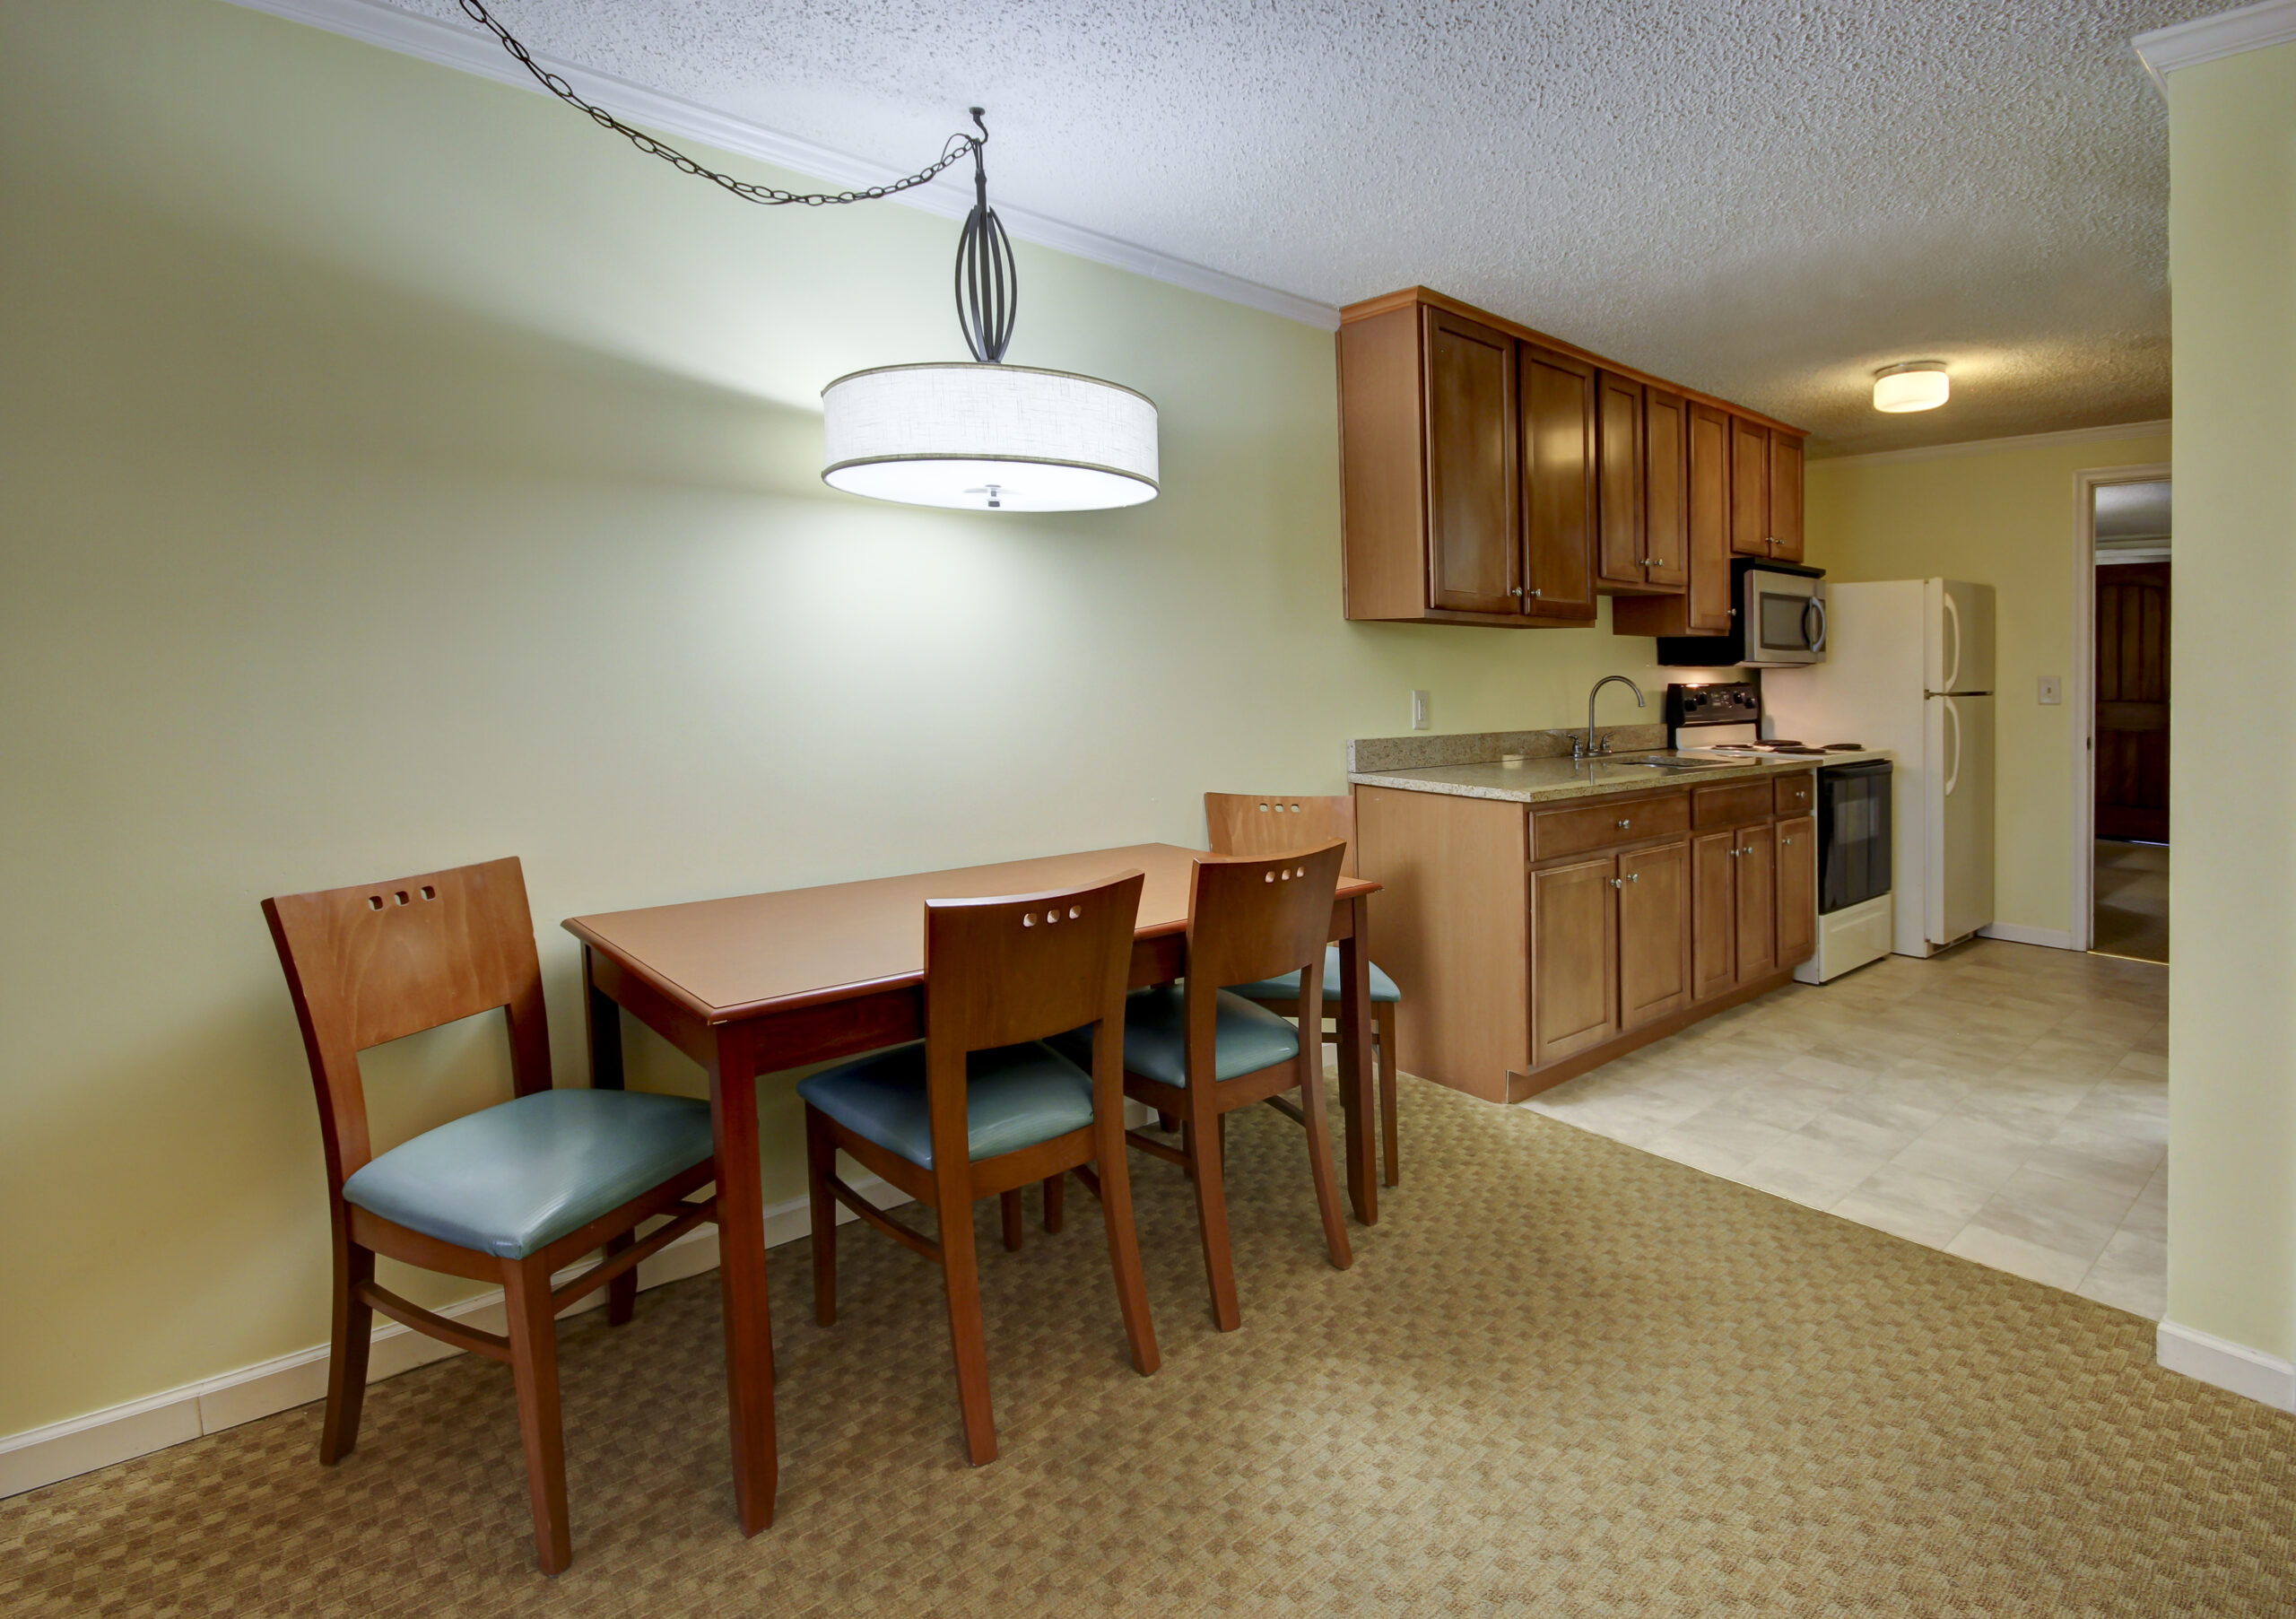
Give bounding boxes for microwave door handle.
[1802,596,1827,652]
[1941,589,1961,691]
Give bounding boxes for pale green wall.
[1806,430,2171,938]
[0,0,1678,1437]
[2162,41,2296,1362]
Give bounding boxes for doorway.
[2088,478,2170,963]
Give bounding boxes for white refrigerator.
[1762,579,1996,958]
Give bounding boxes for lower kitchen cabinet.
[1529,857,1617,1065]
[1356,771,1818,1104]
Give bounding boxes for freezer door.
[1924,693,1996,946]
[1924,579,1997,693]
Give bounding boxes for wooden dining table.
[563,841,1382,1536]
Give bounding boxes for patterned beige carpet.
[4,1081,2289,1617]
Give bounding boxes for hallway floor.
[2093,839,2169,962]
[1526,940,2168,1318]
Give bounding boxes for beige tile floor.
[1524,939,2170,1319]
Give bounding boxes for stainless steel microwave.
[1655,561,1828,667]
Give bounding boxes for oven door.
[1819,760,1892,913]
[1741,570,1828,666]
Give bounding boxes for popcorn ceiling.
[390,0,2193,454]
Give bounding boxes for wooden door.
[1691,830,1736,1000]
[1641,387,1688,591]
[1734,823,1777,980]
[1768,433,1805,561]
[1519,344,1598,621]
[1685,402,1734,631]
[2096,561,2170,842]
[1595,371,1647,588]
[1774,814,1816,967]
[1422,308,1521,614]
[1617,840,1692,1029]
[1730,415,1770,557]
[1529,856,1617,1065]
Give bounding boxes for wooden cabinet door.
[1730,415,1770,557]
[1617,839,1692,1029]
[1595,371,1647,589]
[1691,830,1737,1000]
[1775,814,1816,967]
[1519,344,1598,621]
[1768,432,1805,562]
[1641,387,1688,592]
[1529,855,1617,1065]
[1422,308,1521,614]
[1734,823,1777,981]
[1684,402,1734,631]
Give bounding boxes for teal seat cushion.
[1053,984,1302,1088]
[1227,945,1403,1005]
[341,1088,713,1261]
[797,1040,1095,1170]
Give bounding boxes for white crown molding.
[215,0,1341,332]
[1811,418,2171,471]
[2134,0,2296,97]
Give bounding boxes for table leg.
[1335,895,1378,1226]
[583,946,625,1091]
[707,1021,777,1535]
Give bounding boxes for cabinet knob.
[1616,818,1631,830]
[1624,871,1639,883]
[1781,837,1795,846]
[1511,587,1523,596]
[1527,588,1543,598]
[1609,876,1623,889]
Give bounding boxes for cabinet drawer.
[1531,792,1690,860]
[1773,771,1814,817]
[1692,780,1776,829]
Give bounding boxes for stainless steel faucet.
[1578,675,1647,761]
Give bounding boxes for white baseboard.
[2157,1320,2296,1412]
[1979,922,2079,951]
[0,1172,911,1499]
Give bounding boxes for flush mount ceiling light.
[1873,361,1951,413]
[461,2,1159,514]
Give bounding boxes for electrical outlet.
[1411,690,1431,730]
[2038,675,2063,706]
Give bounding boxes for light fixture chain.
[457,0,979,207]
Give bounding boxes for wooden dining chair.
[799,870,1158,1467]
[1205,792,1405,1187]
[1066,840,1353,1333]
[262,857,718,1576]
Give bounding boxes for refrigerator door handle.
[1941,589,1962,692]
[1942,697,1961,796]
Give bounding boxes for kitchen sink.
[1611,755,1749,770]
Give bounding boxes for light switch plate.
[2038,675,2063,706]
[1411,690,1431,730]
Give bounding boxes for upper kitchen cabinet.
[1519,344,1598,622]
[1610,398,1735,639]
[1728,414,1806,562]
[1338,288,1805,629]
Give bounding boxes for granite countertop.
[1348,751,1816,805]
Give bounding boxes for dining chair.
[1205,792,1405,1187]
[798,870,1158,1467]
[262,857,718,1576]
[1067,840,1354,1333]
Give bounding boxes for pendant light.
[1873,361,1951,413]
[820,118,1160,511]
[457,3,1158,514]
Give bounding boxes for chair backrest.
[923,871,1145,1055]
[1184,840,1349,994]
[262,857,550,1187]
[1205,792,1360,877]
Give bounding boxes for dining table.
[563,840,1383,1536]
